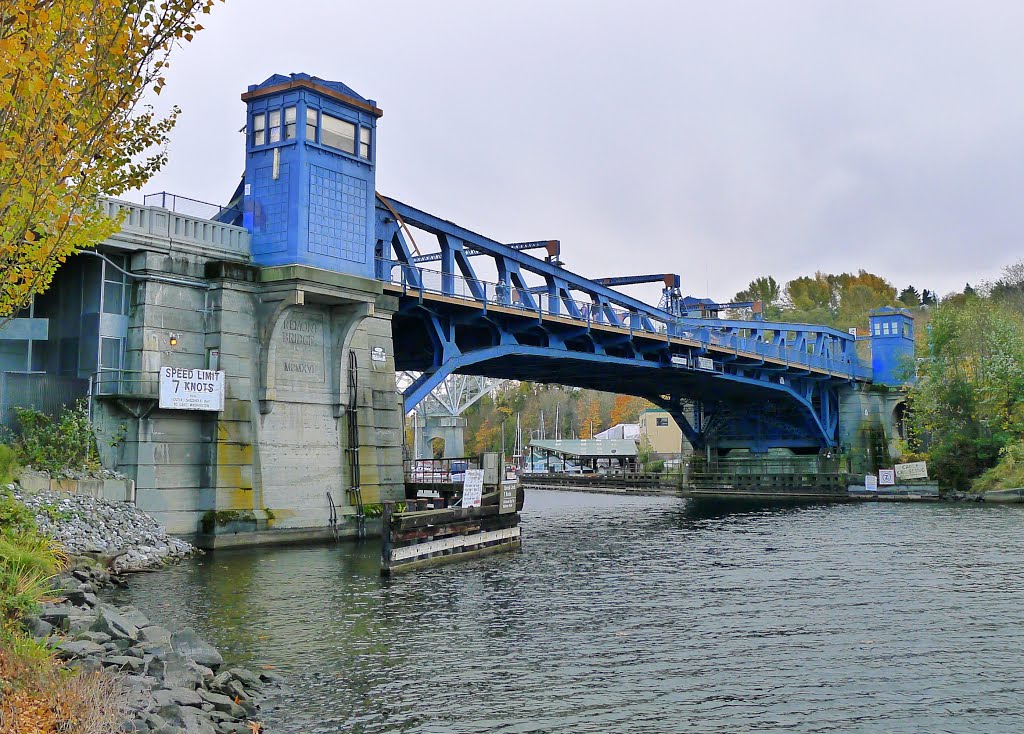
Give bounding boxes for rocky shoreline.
[6,483,280,733]
[10,485,196,572]
[30,560,279,734]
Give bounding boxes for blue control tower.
[868,306,915,385]
[241,73,382,278]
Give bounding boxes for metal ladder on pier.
[345,349,366,538]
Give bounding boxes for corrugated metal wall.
[0,372,89,434]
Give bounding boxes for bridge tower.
[243,73,381,276]
[868,307,915,386]
[836,307,916,476]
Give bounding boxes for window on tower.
[284,107,296,140]
[306,108,318,142]
[268,109,281,143]
[359,125,371,159]
[252,113,265,147]
[321,113,355,154]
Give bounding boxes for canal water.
[111,491,1024,733]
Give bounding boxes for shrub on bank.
[972,439,1024,492]
[0,444,18,485]
[13,400,98,474]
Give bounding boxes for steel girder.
[376,195,863,448]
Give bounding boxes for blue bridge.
[372,196,911,453]
[233,73,912,461]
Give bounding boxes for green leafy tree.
[908,297,1024,489]
[734,276,782,310]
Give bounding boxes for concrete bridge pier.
[93,252,406,546]
[415,415,467,459]
[837,383,908,477]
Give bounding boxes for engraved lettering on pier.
[276,311,326,384]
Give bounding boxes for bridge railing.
[378,258,862,377]
[378,257,658,329]
[100,196,250,260]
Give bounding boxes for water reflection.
[112,490,1024,733]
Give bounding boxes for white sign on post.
[697,356,714,371]
[159,367,225,411]
[878,468,896,486]
[462,469,485,508]
[895,461,928,480]
[864,474,878,491]
[670,355,688,367]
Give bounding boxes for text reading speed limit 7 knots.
[159,367,225,411]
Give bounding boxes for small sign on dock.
[462,469,484,508]
[895,461,928,480]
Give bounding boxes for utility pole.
[413,411,419,460]
[555,403,560,440]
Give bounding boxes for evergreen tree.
[898,285,921,307]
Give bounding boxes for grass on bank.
[0,488,128,734]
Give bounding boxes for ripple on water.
[110,491,1024,733]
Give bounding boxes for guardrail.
[100,196,250,260]
[92,369,160,399]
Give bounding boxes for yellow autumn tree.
[579,394,602,439]
[609,395,652,426]
[0,0,220,322]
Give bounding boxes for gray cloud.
[144,0,1024,304]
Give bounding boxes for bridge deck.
[384,282,866,381]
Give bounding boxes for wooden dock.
[381,487,524,576]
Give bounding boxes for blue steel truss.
[375,195,870,450]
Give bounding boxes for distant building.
[638,408,687,455]
[594,423,640,441]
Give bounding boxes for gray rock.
[227,667,263,690]
[188,660,215,683]
[153,691,177,708]
[205,711,235,723]
[68,657,104,675]
[162,706,217,734]
[258,670,285,684]
[169,687,204,707]
[210,672,232,690]
[40,602,71,629]
[23,615,53,638]
[91,607,140,641]
[224,680,249,702]
[139,642,172,659]
[145,714,167,730]
[119,605,151,628]
[67,610,99,634]
[65,589,99,607]
[151,652,202,690]
[57,639,105,658]
[139,625,172,645]
[196,689,245,718]
[103,655,144,672]
[219,724,254,734]
[76,630,112,645]
[171,628,223,669]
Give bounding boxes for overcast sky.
[140,0,1024,304]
